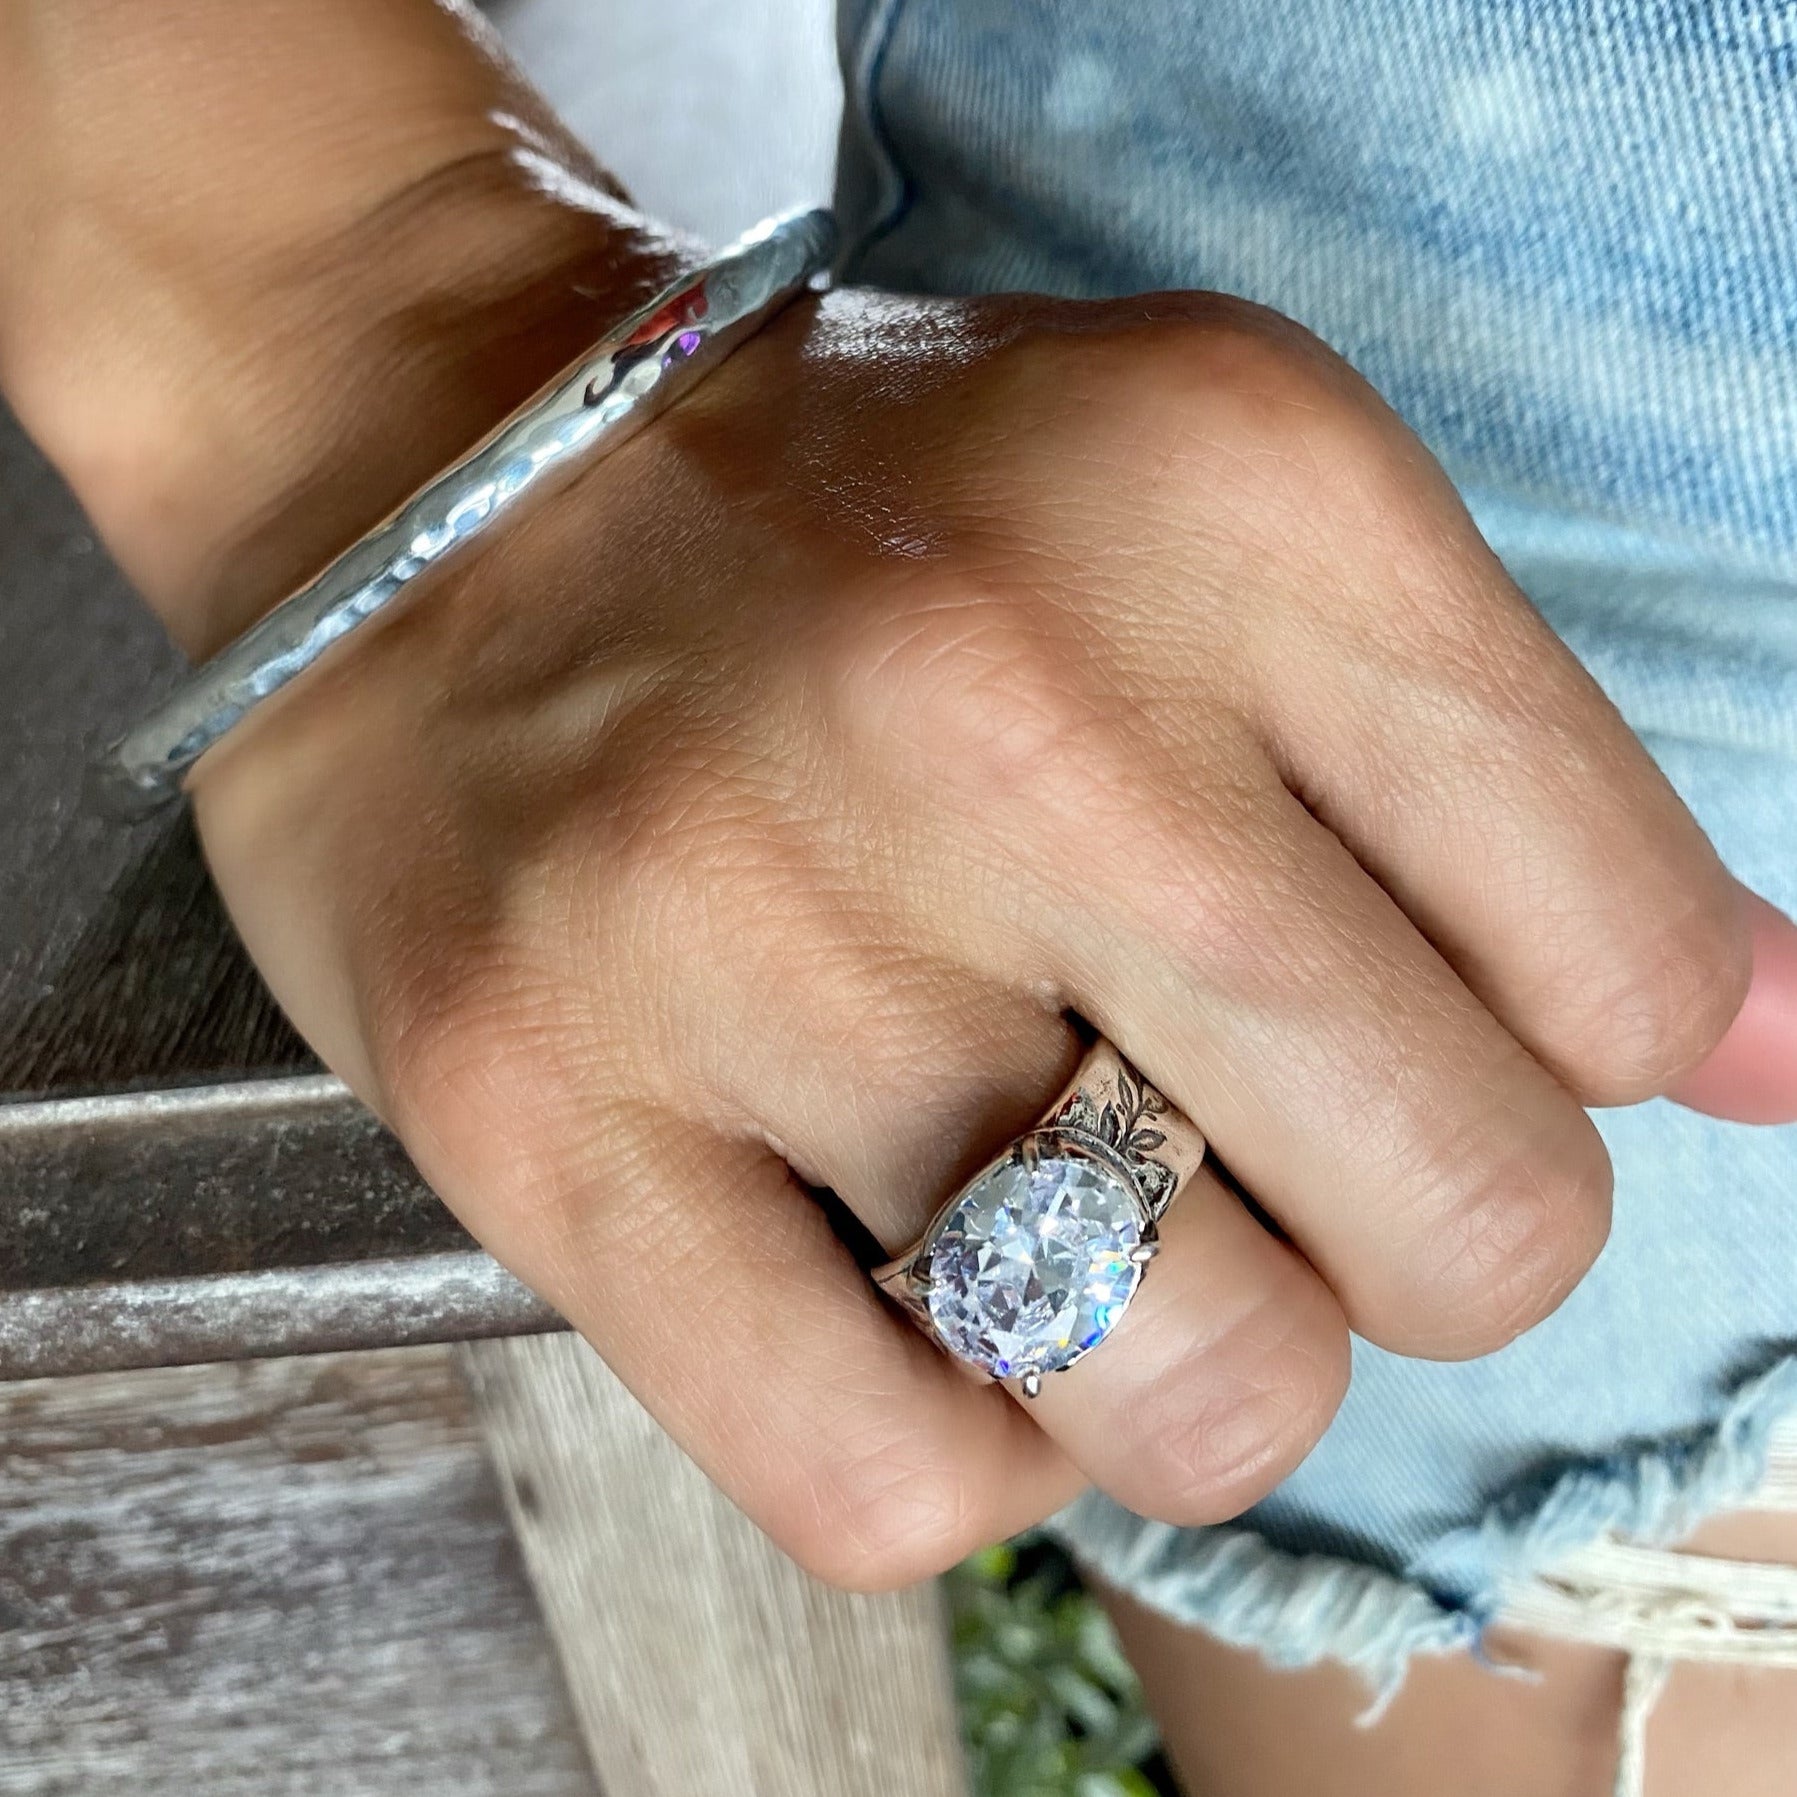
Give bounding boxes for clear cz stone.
[925,1146,1144,1381]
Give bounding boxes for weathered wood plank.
[0,1347,600,1796]
[463,1332,970,1797]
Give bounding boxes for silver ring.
[874,1041,1206,1397]
[94,206,837,817]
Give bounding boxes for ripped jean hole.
[1495,1416,1797,1797]
[1048,1353,1797,1722]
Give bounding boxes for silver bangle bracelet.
[95,206,837,817]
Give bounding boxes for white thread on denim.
[1048,1357,1797,1760]
[1497,1417,1797,1797]
[1614,1653,1670,1797]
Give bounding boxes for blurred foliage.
[946,1538,1163,1797]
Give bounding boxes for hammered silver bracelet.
[96,206,837,816]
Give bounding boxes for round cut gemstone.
[925,1144,1144,1381]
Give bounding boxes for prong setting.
[869,1041,1204,1388]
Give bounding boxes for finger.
[391,1079,1081,1591]
[814,597,1613,1359]
[1022,1159,1350,1525]
[1227,493,1755,1110]
[1665,885,1797,1125]
[194,709,1087,1590]
[1039,753,1614,1359]
[675,932,1353,1527]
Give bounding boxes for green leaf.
[947,1540,1161,1797]
[966,1541,1019,1584]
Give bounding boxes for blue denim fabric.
[834,0,1797,1697]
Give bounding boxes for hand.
[188,275,1771,1586]
[8,0,1786,1589]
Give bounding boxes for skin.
[1106,1506,1797,1796]
[4,1,1796,1786]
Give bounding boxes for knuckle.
[1050,300,1436,588]
[588,719,760,912]
[1554,892,1754,1106]
[1110,1281,1349,1526]
[373,931,588,1214]
[773,1430,981,1592]
[360,855,641,1228]
[1102,301,1371,478]
[1121,788,1330,993]
[1399,1108,1613,1357]
[820,577,1106,808]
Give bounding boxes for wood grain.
[0,1347,599,1796]
[464,1332,970,1797]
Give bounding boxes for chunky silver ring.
[874,1040,1206,1397]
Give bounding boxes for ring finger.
[687,921,1352,1529]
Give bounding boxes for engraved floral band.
[874,1040,1207,1396]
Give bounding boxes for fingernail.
[1666,884,1797,1125]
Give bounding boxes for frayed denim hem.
[1041,1497,1473,1718]
[1045,1354,1797,1721]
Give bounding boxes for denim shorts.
[833,0,1797,1702]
